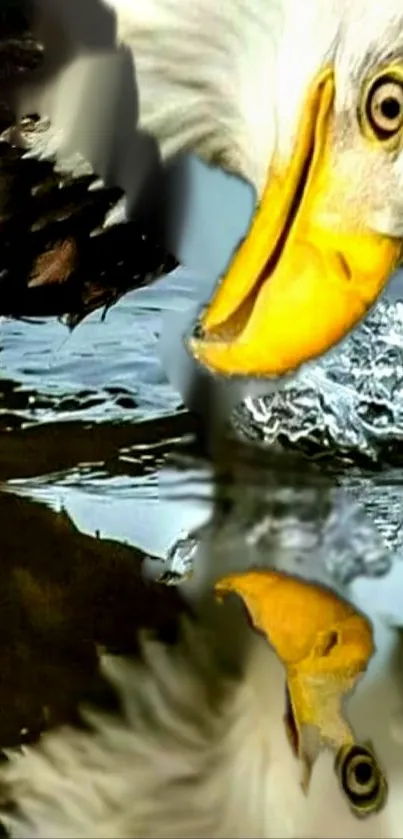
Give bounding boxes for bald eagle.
[14,0,403,378]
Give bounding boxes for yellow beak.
[189,68,402,377]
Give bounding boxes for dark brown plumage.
[0,0,176,327]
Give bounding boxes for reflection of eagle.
[0,442,402,839]
[1,593,403,838]
[10,0,403,377]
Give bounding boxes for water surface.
[2,264,403,754]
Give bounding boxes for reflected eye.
[365,75,403,139]
[335,743,387,817]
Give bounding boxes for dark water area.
[0,269,206,747]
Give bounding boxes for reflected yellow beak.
[189,68,402,377]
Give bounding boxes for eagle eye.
[364,73,403,140]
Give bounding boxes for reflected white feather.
[2,605,403,839]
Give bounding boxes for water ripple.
[235,300,403,462]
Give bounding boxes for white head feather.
[110,0,403,237]
[18,0,403,237]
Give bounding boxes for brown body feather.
[0,2,176,326]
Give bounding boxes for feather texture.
[1,597,403,839]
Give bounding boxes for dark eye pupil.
[354,761,372,787]
[381,96,401,120]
